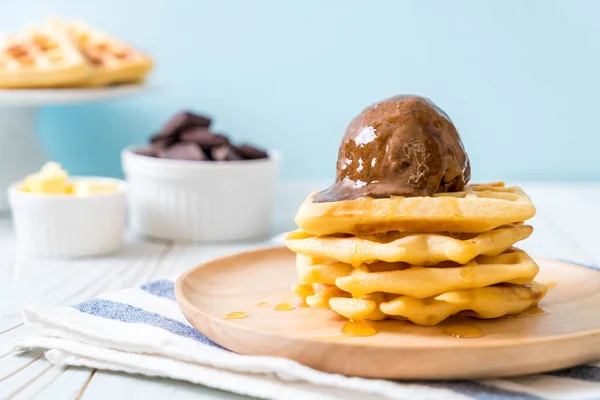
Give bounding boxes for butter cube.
[23,162,69,194]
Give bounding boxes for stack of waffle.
[285,182,548,326]
[0,18,153,89]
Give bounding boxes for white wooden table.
[1,182,598,399]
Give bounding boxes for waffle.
[0,26,90,88]
[291,249,547,325]
[297,249,539,298]
[294,258,354,285]
[49,18,153,87]
[331,283,547,326]
[335,250,538,298]
[292,283,349,309]
[292,280,547,326]
[329,295,388,321]
[379,283,548,325]
[286,224,532,267]
[295,182,536,236]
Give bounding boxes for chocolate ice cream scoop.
[313,95,470,202]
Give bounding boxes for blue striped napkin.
[12,269,600,400]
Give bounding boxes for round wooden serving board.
[175,246,600,380]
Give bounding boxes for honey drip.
[316,320,377,340]
[227,300,297,317]
[523,306,546,316]
[546,282,558,289]
[443,325,483,339]
[224,310,250,319]
[342,320,377,336]
[509,306,546,319]
[274,302,295,311]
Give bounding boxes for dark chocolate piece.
[147,110,270,163]
[158,142,207,161]
[150,133,177,150]
[158,111,211,137]
[181,128,230,149]
[313,95,470,203]
[235,144,269,160]
[211,144,244,161]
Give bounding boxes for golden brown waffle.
[297,249,539,298]
[336,250,538,297]
[0,27,90,88]
[291,283,348,309]
[291,249,546,326]
[330,283,547,326]
[49,18,153,87]
[286,224,532,267]
[294,258,353,285]
[292,277,547,326]
[295,182,536,235]
[330,293,389,321]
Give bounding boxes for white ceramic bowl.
[122,147,280,242]
[8,178,126,258]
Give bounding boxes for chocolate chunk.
[150,133,177,150]
[180,128,229,149]
[235,144,269,160]
[158,142,207,161]
[135,147,157,157]
[211,144,244,161]
[147,111,270,163]
[158,111,211,137]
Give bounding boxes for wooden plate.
[175,246,600,380]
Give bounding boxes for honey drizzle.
[508,306,547,319]
[224,300,271,319]
[316,320,377,340]
[274,301,295,311]
[342,320,377,336]
[225,298,300,318]
[443,325,483,339]
[522,306,546,316]
[224,310,250,319]
[546,282,558,289]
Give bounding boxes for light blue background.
[2,0,599,181]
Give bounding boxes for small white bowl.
[8,177,126,258]
[122,147,280,242]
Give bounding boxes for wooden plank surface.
[0,182,598,399]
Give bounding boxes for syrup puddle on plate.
[443,325,483,339]
[523,306,546,316]
[273,301,295,311]
[316,320,377,341]
[508,306,547,319]
[224,310,251,319]
[224,299,297,319]
[224,301,270,319]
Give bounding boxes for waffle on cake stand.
[0,24,152,210]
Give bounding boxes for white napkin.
[13,280,466,400]
[11,255,600,399]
